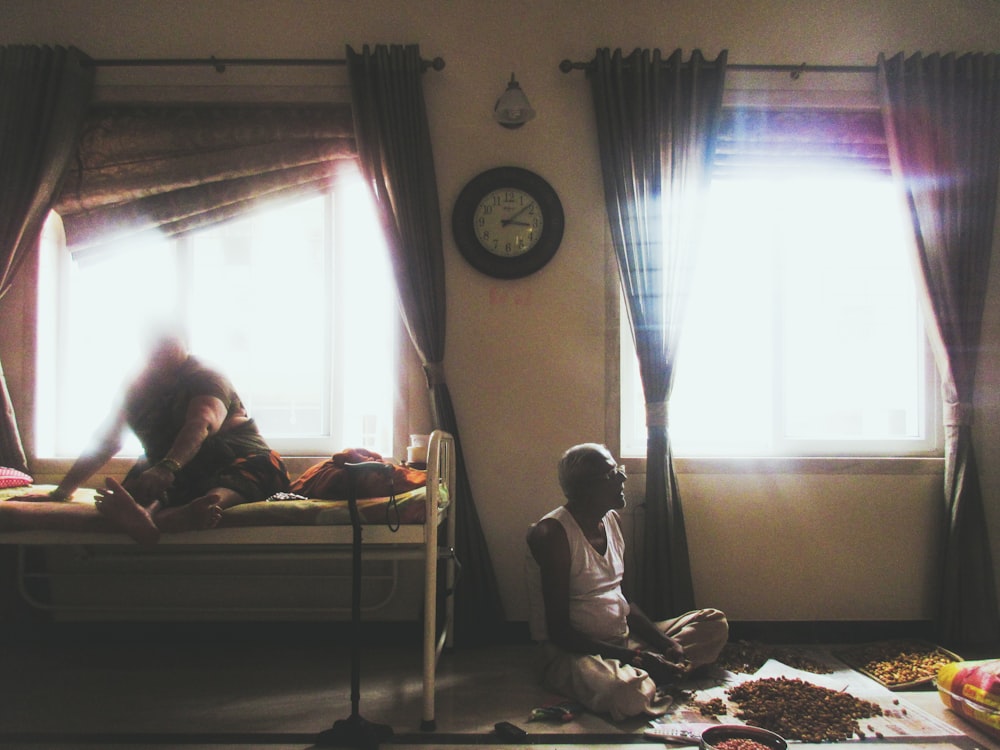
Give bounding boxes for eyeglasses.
[603,464,627,481]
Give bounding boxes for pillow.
[0,466,33,488]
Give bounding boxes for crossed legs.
[538,608,729,721]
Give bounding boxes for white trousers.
[537,608,729,722]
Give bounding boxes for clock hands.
[501,200,536,227]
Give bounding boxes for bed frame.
[0,429,457,732]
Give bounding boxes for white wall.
[2,0,999,624]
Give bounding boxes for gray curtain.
[878,51,1000,647]
[0,45,94,470]
[54,104,356,255]
[589,48,726,618]
[346,44,506,645]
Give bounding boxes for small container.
[406,434,430,468]
[701,724,787,750]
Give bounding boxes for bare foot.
[94,477,160,545]
[154,493,223,534]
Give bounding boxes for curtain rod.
[559,59,875,78]
[85,56,446,73]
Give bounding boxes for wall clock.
[451,166,564,279]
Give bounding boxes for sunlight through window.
[37,170,396,459]
[621,171,936,458]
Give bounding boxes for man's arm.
[22,410,127,501]
[127,394,228,504]
[527,518,636,663]
[162,394,228,467]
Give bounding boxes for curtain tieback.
[423,361,446,388]
[944,401,974,427]
[646,401,668,428]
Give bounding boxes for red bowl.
[701,724,788,750]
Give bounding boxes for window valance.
[714,107,889,176]
[54,103,356,253]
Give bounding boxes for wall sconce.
[493,73,535,129]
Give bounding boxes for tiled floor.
[0,623,998,750]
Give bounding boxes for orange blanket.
[289,448,426,499]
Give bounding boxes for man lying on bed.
[9,330,290,544]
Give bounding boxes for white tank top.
[525,505,629,643]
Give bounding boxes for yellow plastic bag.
[937,659,1000,739]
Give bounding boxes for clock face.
[452,167,564,279]
[473,188,544,257]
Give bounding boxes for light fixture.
[493,73,535,129]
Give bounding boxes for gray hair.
[558,443,613,501]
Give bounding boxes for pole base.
[316,713,394,749]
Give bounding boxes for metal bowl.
[701,724,788,750]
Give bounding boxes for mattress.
[0,483,444,528]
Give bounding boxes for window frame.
[32,182,413,469]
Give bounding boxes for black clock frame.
[451,166,564,279]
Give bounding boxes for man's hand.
[129,464,174,506]
[656,635,686,664]
[636,650,690,684]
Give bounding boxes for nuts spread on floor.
[726,677,883,742]
[717,641,833,675]
[838,641,956,687]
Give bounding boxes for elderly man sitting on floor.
[525,442,729,721]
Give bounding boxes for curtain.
[878,52,1000,647]
[54,103,356,255]
[0,45,94,471]
[346,43,506,645]
[589,48,727,618]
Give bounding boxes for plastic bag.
[937,659,1000,739]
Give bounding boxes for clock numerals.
[473,188,543,258]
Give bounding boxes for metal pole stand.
[316,461,394,749]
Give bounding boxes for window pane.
[621,171,934,458]
[36,233,177,457]
[184,186,395,454]
[336,184,398,452]
[777,177,925,443]
[185,196,331,439]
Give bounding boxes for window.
[36,166,398,459]
[621,167,938,458]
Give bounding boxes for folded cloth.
[290,449,426,499]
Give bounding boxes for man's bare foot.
[94,478,160,545]
[154,493,223,534]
